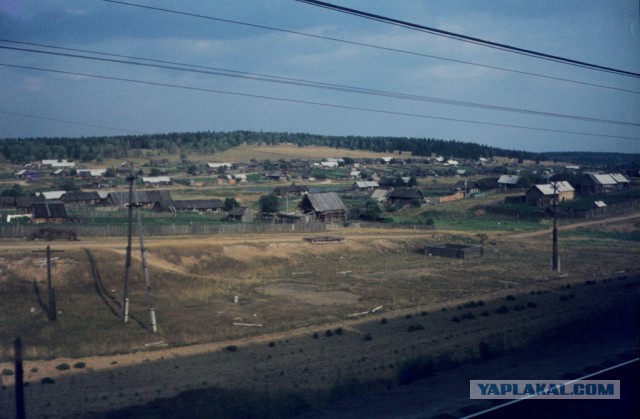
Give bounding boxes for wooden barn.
[31,202,69,224]
[297,192,347,223]
[107,190,174,210]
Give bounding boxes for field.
[0,211,639,417]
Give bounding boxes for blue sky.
[1,0,639,153]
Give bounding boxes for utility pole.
[137,209,157,333]
[32,246,64,321]
[122,167,136,323]
[122,163,158,332]
[552,181,559,272]
[14,337,25,419]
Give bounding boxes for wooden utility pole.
[122,163,158,332]
[552,181,560,272]
[137,209,157,333]
[33,246,64,321]
[122,169,136,323]
[14,337,25,419]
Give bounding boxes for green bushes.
[398,356,434,385]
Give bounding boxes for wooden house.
[107,190,174,210]
[387,188,424,206]
[62,191,101,205]
[31,202,69,224]
[525,181,575,207]
[297,192,347,223]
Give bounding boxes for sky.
[0,0,639,153]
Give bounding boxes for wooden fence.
[0,221,328,239]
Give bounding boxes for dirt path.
[506,212,640,239]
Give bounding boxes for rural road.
[505,212,640,239]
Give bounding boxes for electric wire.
[2,63,637,142]
[2,41,638,128]
[97,0,639,94]
[0,110,143,134]
[296,0,640,78]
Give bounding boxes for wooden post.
[33,246,64,321]
[137,209,157,333]
[14,337,25,419]
[123,168,136,323]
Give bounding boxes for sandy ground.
[0,271,637,418]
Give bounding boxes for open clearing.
[0,215,638,417]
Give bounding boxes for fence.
[0,221,328,239]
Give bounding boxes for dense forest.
[0,131,637,167]
[0,131,538,164]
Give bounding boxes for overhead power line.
[296,0,640,78]
[2,41,638,128]
[0,110,143,134]
[1,63,637,142]
[97,0,639,94]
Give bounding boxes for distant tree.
[224,197,240,211]
[187,164,199,175]
[104,167,116,178]
[259,194,279,213]
[1,184,24,197]
[407,176,418,187]
[361,199,382,221]
[150,168,162,176]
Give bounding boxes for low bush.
[73,362,86,369]
[55,363,70,371]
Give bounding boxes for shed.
[107,190,174,210]
[297,192,347,223]
[31,202,69,223]
[228,206,255,222]
[62,191,101,205]
[273,185,309,197]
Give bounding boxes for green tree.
[224,197,240,211]
[104,167,116,178]
[362,199,382,221]
[259,194,279,213]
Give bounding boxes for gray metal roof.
[302,192,346,212]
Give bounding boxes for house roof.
[586,173,617,186]
[229,206,250,216]
[300,192,346,212]
[609,173,629,183]
[173,199,224,210]
[62,191,101,202]
[531,181,574,196]
[354,181,379,189]
[388,188,424,199]
[40,191,66,200]
[497,175,520,185]
[108,190,174,207]
[32,202,68,219]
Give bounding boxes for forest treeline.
[0,131,537,164]
[0,130,636,167]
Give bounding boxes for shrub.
[73,362,86,369]
[480,311,490,317]
[495,305,509,314]
[268,341,276,348]
[506,295,516,301]
[226,345,238,352]
[398,356,434,385]
[313,332,319,339]
[452,316,460,323]
[334,327,343,335]
[325,329,334,337]
[380,318,388,324]
[526,302,538,308]
[363,333,373,341]
[513,304,526,311]
[55,363,70,371]
[1,369,13,376]
[461,312,475,320]
[41,377,55,384]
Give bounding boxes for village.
[1,150,636,233]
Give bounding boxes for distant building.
[297,192,347,223]
[228,206,255,222]
[580,173,629,195]
[387,188,424,206]
[525,181,575,207]
[31,202,69,223]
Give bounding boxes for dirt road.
[506,212,640,239]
